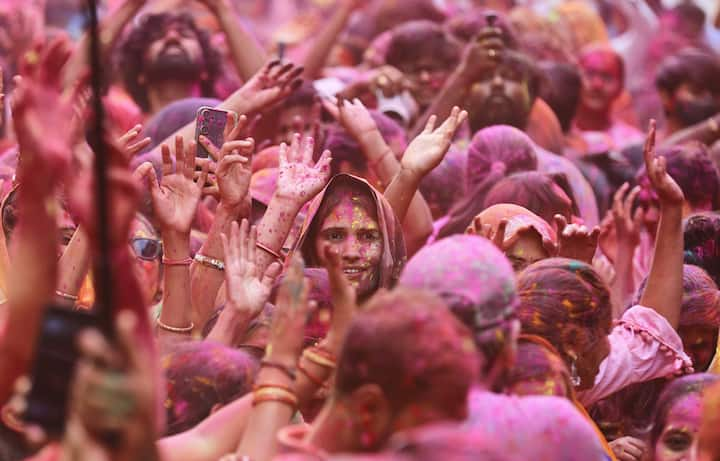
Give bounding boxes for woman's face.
[654,393,702,461]
[314,193,383,297]
[129,219,161,307]
[508,354,570,398]
[504,229,550,272]
[678,325,719,372]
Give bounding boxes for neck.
[574,105,612,131]
[145,80,198,117]
[306,404,355,454]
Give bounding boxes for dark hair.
[385,20,461,72]
[655,48,720,96]
[483,172,575,225]
[162,341,259,435]
[283,81,318,109]
[335,288,478,421]
[517,258,613,364]
[502,335,571,398]
[117,13,221,112]
[684,212,720,286]
[638,143,720,210]
[445,8,519,47]
[648,373,720,457]
[539,61,582,133]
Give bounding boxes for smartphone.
[194,107,238,159]
[22,305,97,436]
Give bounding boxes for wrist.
[270,193,304,212]
[162,232,191,260]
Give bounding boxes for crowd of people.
[0,0,719,459]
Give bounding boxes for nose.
[165,27,181,41]
[341,236,362,262]
[491,73,504,91]
[419,70,431,84]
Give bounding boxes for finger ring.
[377,75,389,87]
[488,49,497,58]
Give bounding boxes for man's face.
[667,81,720,128]
[397,56,452,109]
[466,65,532,133]
[579,50,622,113]
[143,20,205,83]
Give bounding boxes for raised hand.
[323,97,379,142]
[198,115,254,207]
[221,219,282,321]
[555,215,600,264]
[266,255,310,366]
[457,27,504,82]
[117,124,152,158]
[242,60,304,111]
[13,37,75,192]
[144,135,208,234]
[643,119,684,206]
[401,106,468,178]
[276,133,332,205]
[467,216,508,250]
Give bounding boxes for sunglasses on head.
[130,238,162,261]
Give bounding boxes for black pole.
[86,0,114,338]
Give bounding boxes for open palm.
[276,133,332,204]
[401,106,467,177]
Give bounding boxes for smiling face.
[654,393,702,461]
[314,192,383,298]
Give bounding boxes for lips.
[342,267,368,279]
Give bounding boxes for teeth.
[343,268,362,274]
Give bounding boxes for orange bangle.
[298,362,326,387]
[256,241,283,261]
[252,387,298,408]
[252,394,297,408]
[311,345,336,361]
[254,383,294,394]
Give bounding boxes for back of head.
[335,288,478,420]
[656,48,720,97]
[162,341,259,435]
[385,20,460,71]
[466,125,538,191]
[538,62,582,133]
[399,235,517,381]
[483,171,574,225]
[517,258,612,359]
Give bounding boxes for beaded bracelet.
[156,318,194,334]
[194,253,225,271]
[260,360,297,381]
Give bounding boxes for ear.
[348,383,392,449]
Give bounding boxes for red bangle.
[311,345,337,361]
[254,383,294,393]
[162,257,193,266]
[256,241,283,261]
[297,362,326,387]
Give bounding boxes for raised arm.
[384,107,467,223]
[301,0,363,79]
[639,120,685,329]
[206,219,281,345]
[141,136,207,340]
[62,0,147,90]
[190,119,255,328]
[324,98,433,255]
[255,134,331,274]
[0,38,74,403]
[198,0,267,80]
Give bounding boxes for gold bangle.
[55,290,79,302]
[252,387,298,407]
[303,349,337,369]
[156,318,194,334]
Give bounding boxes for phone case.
[194,107,237,159]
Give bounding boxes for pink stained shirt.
[577,305,693,407]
